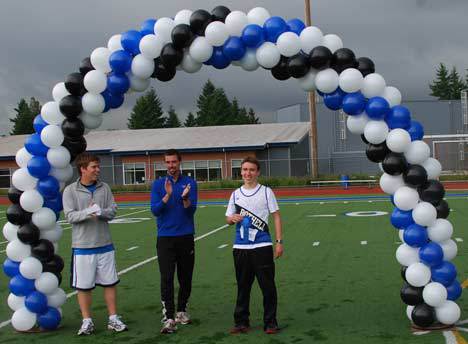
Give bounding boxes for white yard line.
[126,246,139,251]
[455,238,464,242]
[313,242,320,247]
[361,241,368,245]
[442,331,457,344]
[307,214,336,217]
[218,244,228,249]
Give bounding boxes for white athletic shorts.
[71,247,119,290]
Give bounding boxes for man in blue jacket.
[150,149,197,334]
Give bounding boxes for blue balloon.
[37,176,60,199]
[316,89,324,97]
[241,24,265,48]
[210,47,231,69]
[286,18,305,35]
[25,291,48,314]
[390,208,414,229]
[342,92,367,116]
[33,115,48,134]
[107,73,130,94]
[263,16,288,43]
[25,133,49,156]
[403,224,428,247]
[386,105,411,129]
[102,90,125,110]
[446,280,462,301]
[38,307,61,330]
[408,120,424,141]
[109,50,133,74]
[366,97,390,120]
[223,37,246,61]
[140,18,156,36]
[9,274,35,296]
[419,242,444,267]
[44,195,63,213]
[27,156,51,179]
[121,30,142,55]
[323,88,346,110]
[431,261,457,286]
[3,258,20,278]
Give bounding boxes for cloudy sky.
[0,0,467,135]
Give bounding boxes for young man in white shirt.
[225,156,284,334]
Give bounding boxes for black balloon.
[32,239,55,262]
[418,180,445,205]
[62,119,85,138]
[160,43,184,69]
[287,54,310,78]
[79,57,94,76]
[400,282,424,306]
[62,136,87,161]
[435,200,450,219]
[6,204,32,226]
[365,142,390,163]
[43,254,65,274]
[331,48,357,74]
[17,223,40,245]
[211,5,230,22]
[403,165,428,188]
[411,304,435,328]
[171,24,195,50]
[357,57,375,76]
[7,186,22,204]
[152,58,176,82]
[361,134,369,144]
[190,9,212,35]
[308,46,333,70]
[382,153,408,176]
[271,56,290,80]
[65,73,85,96]
[401,266,407,281]
[59,95,83,119]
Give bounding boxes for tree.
[448,67,466,99]
[248,108,260,124]
[184,112,197,127]
[429,63,466,100]
[165,105,181,128]
[127,88,165,129]
[10,97,41,135]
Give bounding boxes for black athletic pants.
[233,245,278,328]
[157,234,195,320]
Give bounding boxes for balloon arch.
[2,6,462,332]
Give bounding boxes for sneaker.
[229,324,250,334]
[264,324,280,334]
[160,319,177,334]
[175,311,191,325]
[108,315,128,332]
[77,319,94,336]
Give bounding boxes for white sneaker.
[77,319,94,336]
[107,315,128,332]
[175,311,192,325]
[160,319,177,334]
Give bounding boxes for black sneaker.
[230,324,250,334]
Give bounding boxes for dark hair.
[164,149,182,161]
[75,152,100,176]
[241,156,260,171]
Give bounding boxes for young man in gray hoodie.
[62,152,127,335]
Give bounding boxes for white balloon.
[6,240,31,262]
[189,36,213,63]
[16,147,33,168]
[11,307,37,332]
[276,32,301,57]
[412,202,437,227]
[52,82,70,102]
[247,7,271,26]
[362,73,386,99]
[239,49,259,71]
[139,34,164,59]
[3,222,19,242]
[47,146,71,169]
[339,68,364,93]
[406,262,431,287]
[8,293,25,311]
[427,219,453,243]
[107,34,123,52]
[435,300,461,325]
[439,239,458,261]
[396,244,420,266]
[12,168,38,191]
[404,141,431,165]
[398,229,405,242]
[406,305,415,322]
[79,112,103,130]
[82,93,105,115]
[154,17,175,43]
[84,70,107,94]
[299,26,323,54]
[256,42,281,69]
[298,69,317,91]
[363,120,389,144]
[47,288,67,307]
[322,34,343,53]
[41,101,64,125]
[379,173,405,195]
[381,86,402,107]
[40,125,64,148]
[20,190,44,213]
[422,158,442,180]
[131,54,154,79]
[315,68,339,94]
[174,9,192,25]
[423,282,447,307]
[346,114,369,135]
[40,224,63,243]
[386,129,412,153]
[59,181,66,192]
[130,74,151,92]
[225,10,248,36]
[19,257,43,280]
[393,186,420,211]
[50,164,74,183]
[181,52,202,73]
[32,207,56,230]
[53,242,59,254]
[90,47,111,73]
[35,272,59,294]
[205,21,230,47]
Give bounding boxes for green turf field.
[0,196,467,344]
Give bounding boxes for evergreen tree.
[184,112,197,127]
[448,67,465,99]
[195,80,231,126]
[429,63,451,100]
[165,105,181,128]
[29,97,41,118]
[128,88,165,129]
[10,98,36,135]
[248,108,260,124]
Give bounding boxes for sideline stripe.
[443,331,458,344]
[453,330,468,344]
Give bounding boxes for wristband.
[275,239,283,244]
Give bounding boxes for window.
[123,163,146,185]
[181,161,195,179]
[0,169,11,188]
[209,160,222,181]
[154,162,166,179]
[231,159,242,179]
